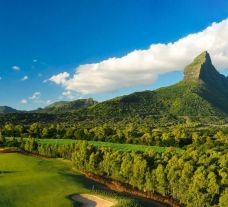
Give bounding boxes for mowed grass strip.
[37,139,183,153]
[0,153,96,207]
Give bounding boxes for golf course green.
[0,152,99,207]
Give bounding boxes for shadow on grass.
[60,171,107,207]
[0,170,19,174]
[59,171,106,191]
[66,194,83,207]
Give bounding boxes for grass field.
[6,137,183,153]
[37,139,183,153]
[0,152,166,207]
[0,152,93,207]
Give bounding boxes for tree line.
[0,122,228,147]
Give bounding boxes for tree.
[219,188,228,207]
[154,164,168,196]
[0,132,6,146]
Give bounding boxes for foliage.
[1,122,228,148]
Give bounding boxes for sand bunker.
[72,194,114,207]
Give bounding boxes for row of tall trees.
[70,142,227,207]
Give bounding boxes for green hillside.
[37,98,97,113]
[90,80,223,117]
[89,51,228,117]
[0,106,20,114]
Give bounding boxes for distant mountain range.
[0,106,21,113]
[0,99,97,114]
[35,98,97,113]
[1,51,228,118]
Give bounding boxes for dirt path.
[72,194,114,207]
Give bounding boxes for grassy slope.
[37,139,183,153]
[0,153,91,207]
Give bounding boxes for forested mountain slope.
[36,98,97,113]
[89,51,228,117]
[0,106,20,114]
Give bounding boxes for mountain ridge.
[36,98,97,113]
[184,51,228,89]
[89,51,228,117]
[0,106,21,113]
[1,51,228,117]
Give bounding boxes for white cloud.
[46,100,52,105]
[21,99,27,104]
[62,90,71,96]
[61,90,75,100]
[49,18,228,94]
[49,72,70,84]
[12,65,20,71]
[29,92,41,100]
[21,75,28,81]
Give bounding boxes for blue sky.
[0,0,228,110]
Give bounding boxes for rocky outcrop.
[184,51,228,90]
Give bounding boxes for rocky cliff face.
[184,51,228,93]
[183,51,228,114]
[184,51,219,81]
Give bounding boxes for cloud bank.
[50,19,228,94]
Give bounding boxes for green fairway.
[0,151,168,207]
[37,139,183,153]
[0,152,96,207]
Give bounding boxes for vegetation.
[1,121,228,148]
[70,141,227,207]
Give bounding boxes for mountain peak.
[196,50,211,63]
[183,51,215,81]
